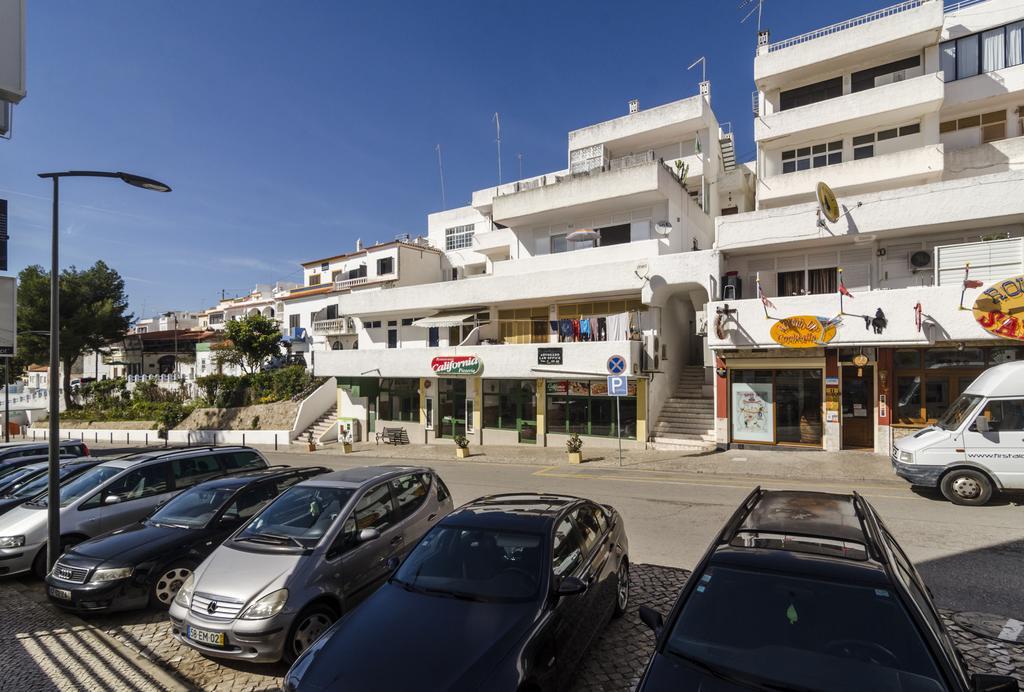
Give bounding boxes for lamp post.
[163,311,179,378]
[36,171,170,572]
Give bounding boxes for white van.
[892,361,1024,505]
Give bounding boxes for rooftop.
[300,239,440,269]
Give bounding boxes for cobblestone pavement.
[9,564,1024,691]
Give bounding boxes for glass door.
[842,365,874,449]
[518,381,537,443]
[439,379,467,438]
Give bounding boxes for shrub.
[566,433,583,453]
[453,435,470,449]
[196,374,245,408]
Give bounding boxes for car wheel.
[940,469,993,506]
[32,537,83,579]
[150,563,195,609]
[613,559,629,618]
[285,603,338,664]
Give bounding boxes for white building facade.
[710,0,1024,454]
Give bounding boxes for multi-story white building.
[130,311,201,335]
[296,91,753,449]
[709,0,1024,454]
[198,282,298,332]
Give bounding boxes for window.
[779,76,842,111]
[309,274,321,286]
[289,315,300,329]
[894,347,1009,425]
[240,486,354,548]
[545,380,637,439]
[781,141,841,174]
[852,122,921,160]
[377,257,394,275]
[550,233,568,254]
[222,451,265,471]
[378,378,419,422]
[390,474,428,522]
[552,517,584,578]
[103,464,170,503]
[435,473,449,502]
[807,267,837,295]
[465,399,474,433]
[365,320,381,329]
[387,328,398,349]
[777,270,805,296]
[172,455,222,490]
[939,110,1007,142]
[483,380,537,436]
[320,262,329,271]
[978,399,1024,431]
[445,224,474,250]
[354,483,395,532]
[428,326,439,348]
[958,34,980,79]
[571,504,606,556]
[851,56,921,93]
[348,265,367,280]
[942,21,1024,81]
[151,486,239,528]
[401,317,413,326]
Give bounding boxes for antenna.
[435,143,447,209]
[493,112,502,184]
[687,56,706,84]
[739,0,766,31]
[517,152,523,180]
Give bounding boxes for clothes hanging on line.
[558,319,574,342]
[597,317,607,341]
[579,318,591,341]
[607,312,630,341]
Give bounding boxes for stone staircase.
[651,367,716,451]
[298,404,338,444]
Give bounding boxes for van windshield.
[936,394,982,431]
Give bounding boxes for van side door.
[324,482,397,609]
[965,398,1024,488]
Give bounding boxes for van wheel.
[284,603,338,664]
[940,469,993,506]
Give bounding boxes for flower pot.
[308,443,317,452]
[456,447,470,459]
[568,451,583,464]
[342,442,353,454]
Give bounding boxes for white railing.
[767,0,927,52]
[945,0,992,14]
[125,373,193,383]
[333,273,396,291]
[312,317,353,334]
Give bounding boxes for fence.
[25,427,292,450]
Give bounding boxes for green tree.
[215,313,282,375]
[17,261,133,409]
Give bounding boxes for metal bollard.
[110,432,113,444]
[127,432,130,445]
[242,433,246,447]
[187,432,191,446]
[274,434,278,451]
[145,433,149,445]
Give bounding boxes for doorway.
[842,365,874,449]
[438,379,467,438]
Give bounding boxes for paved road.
[258,449,1024,619]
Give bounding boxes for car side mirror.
[973,415,990,433]
[973,674,1019,692]
[639,605,664,634]
[103,495,121,505]
[556,576,588,597]
[358,528,380,543]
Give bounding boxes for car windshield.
[664,566,946,692]
[236,485,353,548]
[936,394,982,431]
[150,485,238,528]
[0,467,42,493]
[9,464,94,500]
[392,526,544,603]
[28,465,122,508]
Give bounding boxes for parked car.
[0,440,89,476]
[46,465,331,614]
[0,455,75,493]
[0,458,103,516]
[0,446,269,577]
[893,361,1024,505]
[635,488,1019,692]
[169,465,453,663]
[283,492,630,692]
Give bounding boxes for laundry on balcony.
[412,308,486,329]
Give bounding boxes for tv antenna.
[687,56,706,84]
[517,152,523,180]
[435,143,447,209]
[739,0,766,31]
[493,112,503,185]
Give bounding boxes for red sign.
[430,356,482,376]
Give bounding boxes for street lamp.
[36,170,170,572]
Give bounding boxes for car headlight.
[90,567,133,583]
[174,573,195,608]
[898,451,914,463]
[0,535,25,548]
[239,589,289,620]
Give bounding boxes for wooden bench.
[375,427,409,445]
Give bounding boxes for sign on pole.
[607,375,627,466]
[0,276,15,357]
[607,375,627,396]
[607,354,626,375]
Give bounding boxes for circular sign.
[816,181,840,224]
[972,275,1024,341]
[607,355,626,375]
[770,316,837,348]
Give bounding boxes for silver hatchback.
[169,465,453,663]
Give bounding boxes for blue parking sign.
[607,354,626,375]
[607,376,627,396]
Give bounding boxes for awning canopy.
[411,307,485,329]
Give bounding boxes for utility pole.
[493,112,502,185]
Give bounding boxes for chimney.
[699,80,711,104]
[757,30,770,55]
[355,238,363,251]
[628,99,639,114]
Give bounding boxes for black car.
[46,465,330,614]
[636,488,1019,692]
[0,440,89,465]
[0,458,103,517]
[284,492,630,692]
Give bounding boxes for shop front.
[729,365,824,448]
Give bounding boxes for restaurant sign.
[770,315,837,348]
[973,275,1024,342]
[430,355,482,376]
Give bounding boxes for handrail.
[767,0,927,53]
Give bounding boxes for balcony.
[313,317,355,335]
[472,227,517,259]
[945,137,1024,181]
[755,0,942,87]
[567,95,709,154]
[313,339,642,379]
[755,73,944,145]
[758,144,944,208]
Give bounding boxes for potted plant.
[454,435,470,459]
[340,425,353,454]
[566,433,583,464]
[307,430,317,452]
[673,159,689,189]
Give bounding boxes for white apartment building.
[709,0,1024,454]
[293,91,753,449]
[198,282,298,332]
[130,311,201,335]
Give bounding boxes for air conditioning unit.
[642,333,660,372]
[908,250,933,273]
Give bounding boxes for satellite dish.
[566,229,599,242]
[635,262,650,279]
[654,221,672,236]
[816,181,840,224]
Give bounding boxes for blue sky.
[1,0,886,318]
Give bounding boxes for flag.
[838,280,854,298]
[757,276,775,311]
[963,279,984,289]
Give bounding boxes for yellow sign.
[972,275,1024,342]
[816,181,840,224]
[770,315,837,348]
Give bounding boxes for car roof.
[94,446,258,470]
[303,465,428,488]
[737,491,866,544]
[189,465,330,491]
[442,493,582,531]
[0,439,81,449]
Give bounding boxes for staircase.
[719,132,736,172]
[298,404,338,444]
[651,367,716,451]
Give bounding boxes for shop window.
[545,380,636,439]
[775,370,823,445]
[925,348,984,369]
[378,379,419,423]
[894,347,1011,425]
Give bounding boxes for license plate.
[49,587,72,601]
[187,626,225,647]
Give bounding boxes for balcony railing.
[333,273,396,291]
[495,152,662,199]
[313,317,355,335]
[767,0,927,53]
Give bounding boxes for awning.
[412,308,485,329]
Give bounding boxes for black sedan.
[46,465,329,614]
[0,458,102,517]
[284,492,630,692]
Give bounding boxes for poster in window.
[731,382,774,443]
[569,381,590,396]
[590,380,608,395]
[546,380,568,395]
